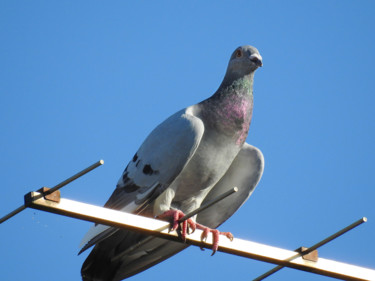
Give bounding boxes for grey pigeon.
[80,45,264,281]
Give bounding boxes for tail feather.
[81,229,187,281]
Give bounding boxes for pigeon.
[80,45,264,281]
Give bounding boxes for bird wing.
[80,143,263,281]
[197,142,264,227]
[80,107,204,251]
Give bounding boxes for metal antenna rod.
[179,187,238,223]
[0,160,104,224]
[253,217,368,281]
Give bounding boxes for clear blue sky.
[1,1,374,280]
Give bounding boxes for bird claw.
[157,211,233,254]
[157,210,196,242]
[196,223,234,255]
[187,223,196,235]
[222,231,234,241]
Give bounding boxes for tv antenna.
[1,160,374,280]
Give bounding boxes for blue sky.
[1,1,374,280]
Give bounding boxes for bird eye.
[235,49,242,58]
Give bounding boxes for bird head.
[227,45,262,78]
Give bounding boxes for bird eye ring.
[236,50,242,58]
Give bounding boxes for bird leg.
[196,223,234,255]
[157,210,233,255]
[157,210,196,241]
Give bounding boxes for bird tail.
[81,228,187,281]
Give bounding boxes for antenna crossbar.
[26,192,375,281]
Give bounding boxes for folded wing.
[80,108,205,253]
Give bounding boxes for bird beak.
[250,53,263,67]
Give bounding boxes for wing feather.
[197,142,264,227]
[80,107,204,252]
[107,107,204,211]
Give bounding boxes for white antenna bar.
[26,192,375,281]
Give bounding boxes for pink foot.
[157,210,196,241]
[196,223,234,255]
